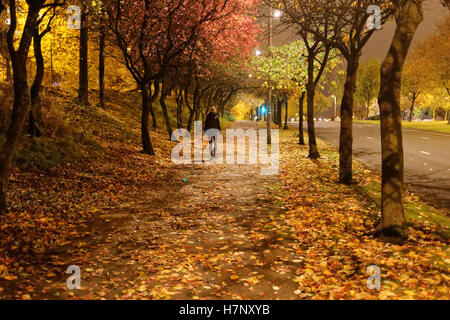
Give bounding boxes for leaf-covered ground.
[278,129,449,299]
[0,121,448,300]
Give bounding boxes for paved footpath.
[28,122,302,299]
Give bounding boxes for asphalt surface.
[291,121,450,211]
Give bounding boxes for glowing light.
[255,49,261,56]
[273,10,282,18]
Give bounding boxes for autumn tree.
[331,1,391,184]
[415,18,450,123]
[281,0,392,183]
[251,40,307,140]
[197,61,255,121]
[297,91,306,144]
[265,41,307,142]
[88,0,108,108]
[107,0,257,150]
[326,69,346,119]
[415,89,449,120]
[175,0,258,132]
[268,1,340,159]
[297,32,335,159]
[0,0,64,214]
[157,0,258,138]
[375,0,425,240]
[107,0,162,154]
[28,2,65,137]
[231,94,263,120]
[314,90,332,116]
[77,0,89,105]
[0,7,10,82]
[355,59,380,120]
[402,54,428,122]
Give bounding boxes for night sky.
[362,0,449,61]
[269,0,449,62]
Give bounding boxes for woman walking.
[204,107,221,157]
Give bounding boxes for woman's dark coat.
[204,112,221,132]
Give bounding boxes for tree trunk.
[447,90,450,124]
[28,99,42,138]
[0,2,40,214]
[28,30,46,138]
[339,55,360,185]
[194,101,200,121]
[184,91,195,131]
[273,100,276,125]
[98,24,105,108]
[0,63,31,214]
[277,98,282,127]
[306,55,320,159]
[306,84,320,159]
[193,86,202,123]
[365,101,370,120]
[5,57,12,82]
[273,99,277,125]
[176,90,183,129]
[78,2,89,105]
[408,95,416,122]
[202,110,207,123]
[160,89,173,140]
[376,0,424,240]
[298,92,305,145]
[140,87,155,155]
[187,110,194,132]
[284,97,289,130]
[192,82,200,124]
[149,81,159,129]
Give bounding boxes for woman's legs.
[209,136,216,157]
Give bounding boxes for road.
[291,121,450,211]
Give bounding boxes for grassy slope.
[0,86,182,266]
[355,120,450,134]
[1,85,190,170]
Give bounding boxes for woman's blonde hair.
[209,107,217,114]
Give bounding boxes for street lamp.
[266,8,282,145]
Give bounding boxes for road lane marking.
[366,137,374,140]
[420,151,431,155]
[357,122,450,137]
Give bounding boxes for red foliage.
[107,0,260,81]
